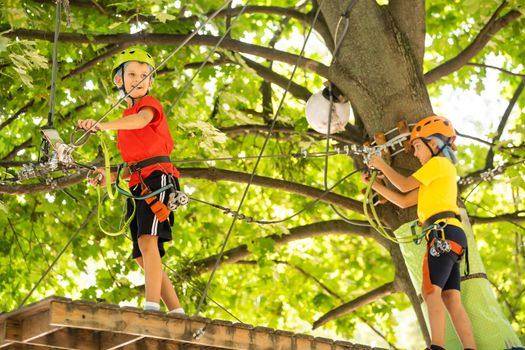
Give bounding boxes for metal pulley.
[167,191,190,211]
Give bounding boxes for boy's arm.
[370,180,418,209]
[369,155,420,192]
[77,107,155,132]
[100,107,155,131]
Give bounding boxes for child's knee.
[422,285,442,302]
[441,289,460,308]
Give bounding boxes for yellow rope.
[96,135,135,236]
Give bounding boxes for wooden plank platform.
[0,297,385,350]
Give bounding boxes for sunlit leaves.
[0,0,523,347]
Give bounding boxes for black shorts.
[422,225,467,293]
[126,171,180,259]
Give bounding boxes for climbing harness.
[411,211,470,277]
[92,135,189,235]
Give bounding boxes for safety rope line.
[70,0,235,147]
[165,0,252,117]
[47,0,61,128]
[322,0,370,228]
[194,2,325,318]
[189,168,362,225]
[18,203,99,308]
[160,262,244,323]
[170,149,344,164]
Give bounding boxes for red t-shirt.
[117,96,180,187]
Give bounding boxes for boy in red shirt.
[78,48,184,313]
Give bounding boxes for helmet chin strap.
[421,138,449,157]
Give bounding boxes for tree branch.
[469,212,525,225]
[190,220,375,274]
[485,78,525,169]
[30,1,331,41]
[61,44,128,80]
[455,130,494,146]
[212,6,314,29]
[0,101,34,131]
[180,167,364,214]
[241,55,312,101]
[176,55,314,102]
[0,170,87,195]
[459,157,525,193]
[467,62,525,78]
[1,138,33,162]
[237,259,345,301]
[0,165,364,217]
[424,2,522,84]
[312,281,398,329]
[4,30,329,78]
[220,124,363,145]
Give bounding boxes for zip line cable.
[18,203,99,308]
[188,167,363,225]
[70,0,234,147]
[47,0,61,128]
[321,0,368,227]
[194,2,325,317]
[169,150,341,164]
[165,0,251,117]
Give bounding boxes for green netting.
[394,208,522,350]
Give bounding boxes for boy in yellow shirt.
[361,116,476,350]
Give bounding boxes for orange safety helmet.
[410,115,456,145]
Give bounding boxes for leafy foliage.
[0,0,523,348]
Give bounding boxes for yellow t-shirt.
[412,157,461,226]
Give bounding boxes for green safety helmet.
[111,47,156,78]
